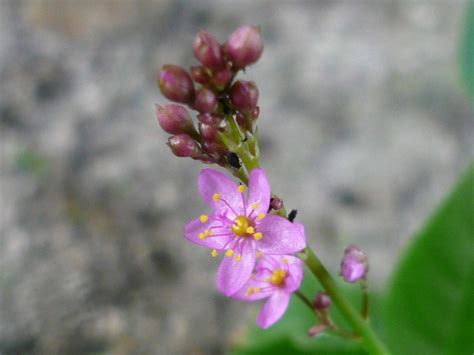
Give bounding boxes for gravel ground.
[0,1,472,354]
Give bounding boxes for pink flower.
[185,168,306,296]
[232,254,304,328]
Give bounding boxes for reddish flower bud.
[159,65,195,104]
[202,141,227,160]
[230,80,259,113]
[190,66,210,84]
[193,31,224,69]
[235,112,250,130]
[340,245,368,283]
[313,292,331,310]
[270,196,283,211]
[198,113,222,127]
[199,123,219,141]
[211,67,233,89]
[193,88,217,113]
[225,25,263,68]
[308,324,329,337]
[167,134,201,158]
[156,104,194,135]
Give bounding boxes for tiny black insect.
[227,152,241,169]
[288,209,298,222]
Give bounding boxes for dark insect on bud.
[227,152,241,169]
[288,209,297,222]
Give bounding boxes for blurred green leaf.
[385,162,474,355]
[460,1,474,97]
[15,147,50,177]
[230,273,377,354]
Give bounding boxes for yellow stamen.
[234,254,241,261]
[211,249,218,257]
[231,215,250,236]
[205,229,213,236]
[253,287,260,293]
[282,257,289,264]
[237,185,246,193]
[225,249,234,257]
[245,288,253,296]
[268,269,287,287]
[199,214,208,223]
[199,233,206,240]
[212,193,221,202]
[251,202,259,210]
[246,226,255,234]
[256,251,264,258]
[257,213,266,220]
[253,232,263,241]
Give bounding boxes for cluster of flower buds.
[156,25,264,169]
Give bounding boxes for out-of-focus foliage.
[385,162,474,355]
[460,1,474,97]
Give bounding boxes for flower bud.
[199,123,219,141]
[308,324,328,337]
[235,112,250,131]
[156,104,194,135]
[225,25,263,68]
[202,141,227,160]
[198,113,222,127]
[193,31,224,69]
[270,196,283,210]
[167,134,201,158]
[211,67,233,89]
[230,80,259,113]
[193,88,218,113]
[159,65,195,104]
[340,245,368,283]
[313,292,331,311]
[190,66,210,84]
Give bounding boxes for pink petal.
[198,169,244,216]
[284,257,304,292]
[256,216,306,254]
[184,215,231,249]
[216,240,256,296]
[246,168,271,215]
[231,276,273,301]
[257,291,290,328]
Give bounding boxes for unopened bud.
[270,196,283,210]
[167,134,201,158]
[308,324,328,337]
[159,65,195,104]
[211,67,233,89]
[190,66,210,84]
[313,292,331,311]
[340,245,368,283]
[226,25,264,68]
[156,104,194,135]
[235,112,250,131]
[193,88,218,113]
[199,123,219,141]
[230,80,259,113]
[198,113,222,127]
[202,141,226,160]
[193,31,224,69]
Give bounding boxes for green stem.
[295,290,314,312]
[303,246,391,355]
[361,279,369,320]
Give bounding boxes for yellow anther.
[237,185,246,193]
[256,251,264,258]
[211,249,218,257]
[231,215,250,236]
[257,213,266,220]
[199,214,208,223]
[253,287,260,293]
[245,288,253,296]
[225,249,234,257]
[282,257,289,264]
[268,269,287,287]
[205,229,213,236]
[251,202,259,210]
[234,254,241,261]
[212,193,221,202]
[199,233,206,240]
[253,232,263,241]
[246,226,255,234]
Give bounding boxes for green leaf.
[460,1,474,97]
[385,162,474,355]
[230,274,375,355]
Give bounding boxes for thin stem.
[303,246,391,355]
[295,290,314,312]
[361,279,369,320]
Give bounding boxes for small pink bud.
[225,25,263,68]
[198,113,222,127]
[167,134,201,158]
[159,65,195,104]
[313,292,331,310]
[193,31,224,69]
[156,104,194,135]
[202,141,226,160]
[190,66,210,84]
[250,106,260,120]
[270,196,283,210]
[199,123,219,141]
[193,88,218,113]
[230,80,259,113]
[308,324,329,337]
[340,245,368,283]
[211,67,233,89]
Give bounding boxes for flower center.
[269,269,287,287]
[231,215,251,236]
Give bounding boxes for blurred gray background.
[1,0,473,354]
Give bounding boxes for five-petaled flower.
[232,254,304,328]
[184,168,306,296]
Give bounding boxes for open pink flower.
[232,254,304,328]
[185,168,306,296]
